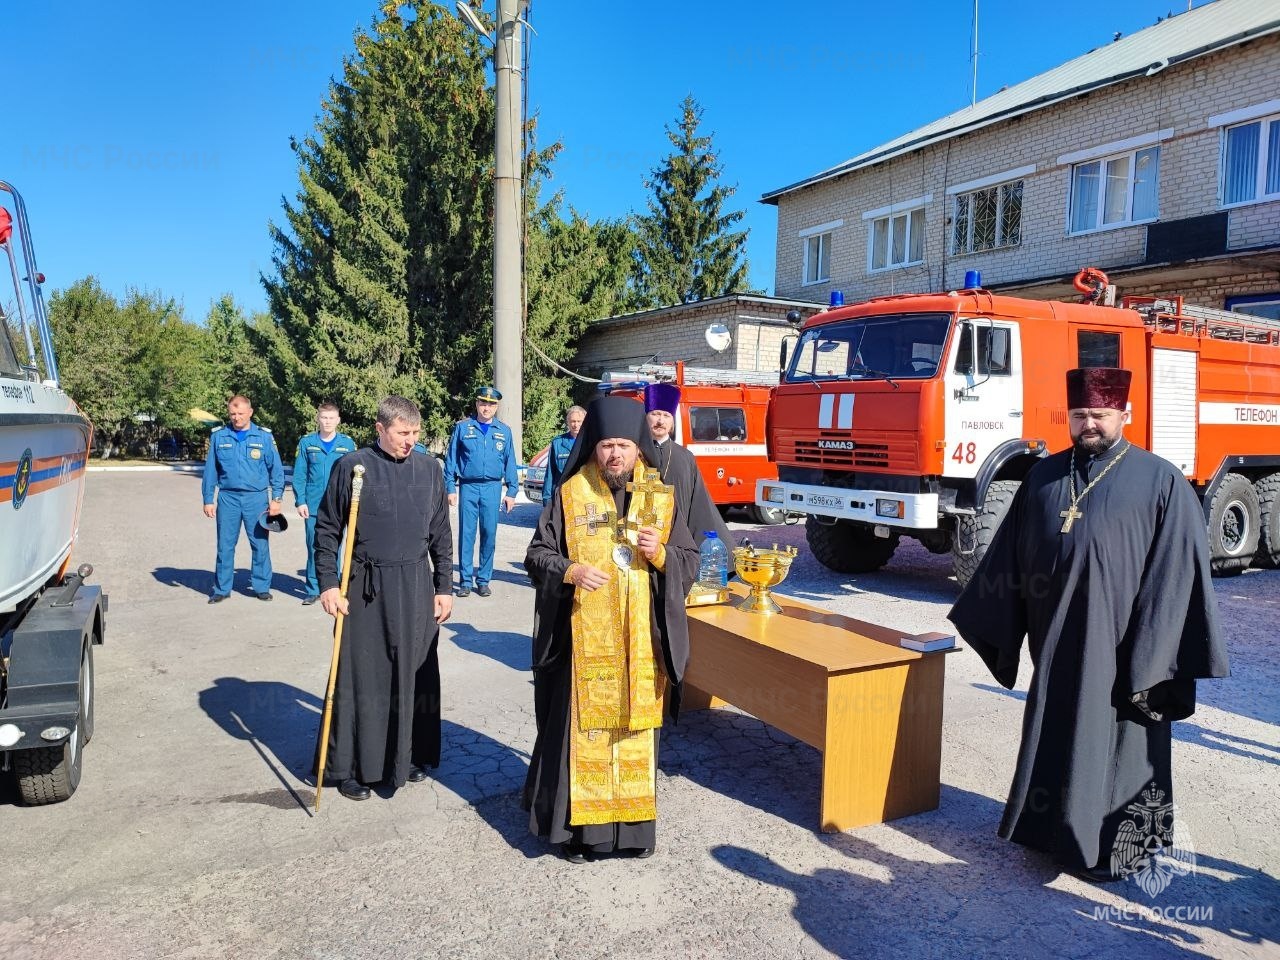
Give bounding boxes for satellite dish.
[455,1,490,37]
[705,323,732,353]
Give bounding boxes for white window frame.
[799,219,840,286]
[951,177,1025,255]
[1066,145,1161,236]
[863,197,929,273]
[1217,112,1280,209]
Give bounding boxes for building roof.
[762,0,1280,205]
[587,292,823,331]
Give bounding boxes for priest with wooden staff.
[523,396,700,862]
[948,368,1228,883]
[313,396,454,802]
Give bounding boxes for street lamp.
[456,0,526,459]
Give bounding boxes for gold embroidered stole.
[561,460,675,825]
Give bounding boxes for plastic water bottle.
[697,531,730,591]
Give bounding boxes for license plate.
[807,494,843,509]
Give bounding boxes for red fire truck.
[602,362,786,524]
[757,270,1280,584]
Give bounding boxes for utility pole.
[493,0,524,458]
[971,0,979,107]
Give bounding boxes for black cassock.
[522,484,699,852]
[949,440,1229,871]
[651,438,734,547]
[314,445,453,788]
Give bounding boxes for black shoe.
[455,586,470,598]
[632,847,655,859]
[301,595,319,606]
[338,779,371,801]
[407,765,430,783]
[208,594,228,604]
[256,592,272,601]
[475,584,491,597]
[561,843,588,864]
[1072,865,1123,884]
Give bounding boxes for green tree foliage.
[631,95,750,308]
[47,278,215,455]
[263,1,493,445]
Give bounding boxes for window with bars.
[952,180,1023,255]
[868,207,925,272]
[1221,114,1280,207]
[1069,146,1160,234]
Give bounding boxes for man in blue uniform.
[542,404,585,500]
[292,402,356,605]
[444,386,518,598]
[202,395,285,603]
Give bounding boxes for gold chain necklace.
[1060,441,1131,534]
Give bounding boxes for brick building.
[766,0,1280,319]
[571,294,824,380]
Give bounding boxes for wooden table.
[682,588,952,832]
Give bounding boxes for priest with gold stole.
[523,395,700,863]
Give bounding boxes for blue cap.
[963,270,982,289]
[258,511,288,534]
[476,386,502,402]
[829,290,845,307]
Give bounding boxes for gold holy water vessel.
[732,544,798,615]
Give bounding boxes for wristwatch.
[271,497,283,504]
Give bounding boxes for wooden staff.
[314,463,366,812]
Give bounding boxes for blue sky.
[2,0,1202,321]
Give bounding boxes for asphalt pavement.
[0,468,1276,959]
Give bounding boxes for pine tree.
[263,1,492,443]
[631,96,750,308]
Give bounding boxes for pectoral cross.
[1059,504,1082,534]
[626,470,672,531]
[572,503,614,535]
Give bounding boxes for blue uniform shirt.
[444,417,518,497]
[291,431,356,511]
[202,422,285,504]
[542,432,576,499]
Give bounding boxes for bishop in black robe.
[949,368,1229,880]
[314,409,453,792]
[644,382,734,547]
[523,396,700,858]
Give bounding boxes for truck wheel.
[751,504,788,525]
[805,518,899,573]
[1253,473,1280,569]
[951,479,1020,588]
[1208,473,1260,576]
[14,643,89,805]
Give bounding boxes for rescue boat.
[0,182,91,614]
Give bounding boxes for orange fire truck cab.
[600,363,785,524]
[758,276,1280,584]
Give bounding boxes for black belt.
[354,551,430,602]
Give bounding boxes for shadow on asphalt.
[446,622,531,672]
[152,566,309,599]
[711,782,1279,957]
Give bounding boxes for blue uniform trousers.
[304,515,319,597]
[214,489,272,595]
[457,480,501,587]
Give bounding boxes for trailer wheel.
[751,504,788,525]
[951,479,1020,588]
[805,518,899,573]
[1251,472,1280,569]
[1207,473,1260,576]
[14,643,89,805]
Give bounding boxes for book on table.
[899,631,956,653]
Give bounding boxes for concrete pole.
[493,0,524,458]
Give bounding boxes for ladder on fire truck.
[1124,296,1280,344]
[602,363,780,387]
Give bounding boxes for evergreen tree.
[631,95,750,308]
[263,1,492,444]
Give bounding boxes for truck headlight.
[761,485,785,504]
[40,726,71,742]
[0,724,23,747]
[876,498,904,519]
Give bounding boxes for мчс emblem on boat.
[12,447,32,510]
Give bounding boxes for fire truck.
[757,270,1280,584]
[601,362,786,524]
